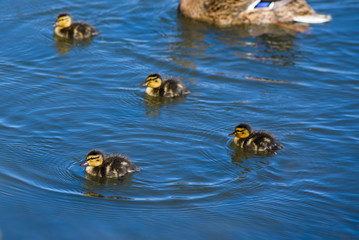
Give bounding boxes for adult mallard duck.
[52,13,99,40]
[140,73,190,98]
[228,123,283,152]
[178,0,331,26]
[80,149,140,178]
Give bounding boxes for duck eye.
[59,17,69,22]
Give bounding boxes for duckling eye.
[59,17,69,22]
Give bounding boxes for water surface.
[0,0,358,239]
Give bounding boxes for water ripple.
[0,0,358,239]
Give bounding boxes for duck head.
[80,149,104,167]
[140,73,163,89]
[52,13,72,29]
[228,123,252,139]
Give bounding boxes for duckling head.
[52,13,72,29]
[228,123,252,139]
[80,149,104,167]
[140,73,163,89]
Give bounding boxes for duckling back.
[87,154,140,178]
[161,79,190,97]
[57,22,99,40]
[241,131,283,152]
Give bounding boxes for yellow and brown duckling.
[178,0,331,26]
[228,123,283,152]
[140,73,190,98]
[80,149,140,178]
[52,13,99,40]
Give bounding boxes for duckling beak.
[79,160,89,166]
[140,82,148,87]
[228,132,235,137]
[51,22,59,27]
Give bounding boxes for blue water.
[0,0,358,239]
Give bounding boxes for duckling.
[228,123,283,152]
[140,73,190,98]
[178,0,331,26]
[80,149,140,178]
[52,13,99,40]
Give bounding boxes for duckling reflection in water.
[144,94,187,116]
[80,149,140,179]
[228,123,283,152]
[140,73,190,98]
[84,192,131,199]
[52,13,99,40]
[53,35,93,55]
[230,147,271,174]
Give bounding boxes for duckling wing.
[246,131,282,151]
[105,155,140,178]
[72,22,99,39]
[162,79,189,97]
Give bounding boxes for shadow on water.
[83,192,131,200]
[170,15,305,67]
[53,35,95,55]
[143,94,188,116]
[82,174,136,199]
[84,173,133,185]
[227,141,277,176]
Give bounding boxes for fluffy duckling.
[178,0,331,26]
[228,123,283,152]
[140,73,190,98]
[52,13,99,40]
[80,149,140,178]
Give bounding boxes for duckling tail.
[133,165,141,172]
[271,144,284,151]
[91,28,100,36]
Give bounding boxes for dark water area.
[0,0,358,239]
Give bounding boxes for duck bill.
[228,132,235,137]
[79,160,89,166]
[139,82,148,87]
[51,22,59,27]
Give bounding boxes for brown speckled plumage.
[178,0,331,26]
